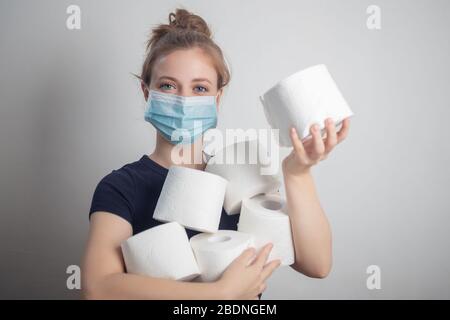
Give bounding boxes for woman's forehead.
[152,48,218,83]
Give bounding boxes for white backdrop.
[0,0,449,299]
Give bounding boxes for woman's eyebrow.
[158,76,211,84]
[158,76,178,82]
[192,78,212,84]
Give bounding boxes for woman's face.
[143,47,222,105]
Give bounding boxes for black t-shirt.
[89,154,240,237]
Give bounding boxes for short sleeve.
[89,170,135,225]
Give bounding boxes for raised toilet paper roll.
[190,230,255,282]
[260,64,354,147]
[121,222,200,280]
[238,193,295,266]
[153,166,227,233]
[205,139,281,215]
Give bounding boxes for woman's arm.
[81,212,222,299]
[284,170,332,278]
[281,117,350,278]
[81,212,279,299]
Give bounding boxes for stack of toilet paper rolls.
[120,139,294,282]
[205,140,281,215]
[121,64,353,282]
[121,165,230,281]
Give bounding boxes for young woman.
[81,8,350,300]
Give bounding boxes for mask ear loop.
[202,91,221,163]
[146,86,152,102]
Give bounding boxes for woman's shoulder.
[90,155,166,213]
[89,158,145,223]
[89,155,168,230]
[98,162,136,187]
[96,156,150,188]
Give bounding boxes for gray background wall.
[0,0,449,299]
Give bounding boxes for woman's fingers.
[310,123,325,161]
[290,117,349,162]
[289,127,306,158]
[259,282,267,294]
[234,247,256,267]
[337,117,351,143]
[324,118,338,154]
[260,259,281,282]
[252,243,273,269]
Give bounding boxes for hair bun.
[168,8,212,38]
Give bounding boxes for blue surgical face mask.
[144,89,218,145]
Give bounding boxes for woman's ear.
[141,81,149,101]
[216,88,223,107]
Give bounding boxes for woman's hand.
[282,117,351,177]
[215,243,281,300]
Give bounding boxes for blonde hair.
[136,8,231,90]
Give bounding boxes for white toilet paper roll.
[260,64,354,147]
[205,139,281,215]
[153,166,227,233]
[238,193,295,266]
[121,222,200,280]
[190,230,255,282]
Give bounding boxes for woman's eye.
[159,83,175,90]
[195,86,208,93]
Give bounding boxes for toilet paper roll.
[238,193,295,266]
[205,139,281,215]
[153,166,227,233]
[260,64,354,147]
[190,230,255,282]
[121,222,200,280]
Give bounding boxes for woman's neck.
[149,134,207,171]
